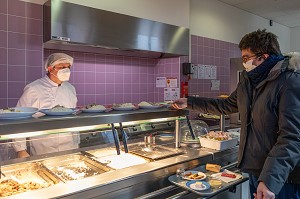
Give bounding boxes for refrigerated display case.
[0,108,247,199]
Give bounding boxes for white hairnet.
[44,53,74,71]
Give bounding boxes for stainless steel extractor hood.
[43,0,190,58]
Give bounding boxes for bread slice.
[206,163,221,172]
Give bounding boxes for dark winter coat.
[187,52,300,194]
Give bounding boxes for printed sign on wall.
[196,65,217,79]
[166,77,177,88]
[164,88,180,101]
[211,79,220,90]
[156,77,166,88]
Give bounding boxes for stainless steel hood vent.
[43,0,190,58]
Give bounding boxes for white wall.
[291,27,300,52]
[190,0,291,53]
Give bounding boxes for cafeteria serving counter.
[0,108,247,198]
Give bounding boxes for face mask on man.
[243,59,257,72]
[52,68,71,82]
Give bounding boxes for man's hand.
[171,98,187,109]
[17,150,30,158]
[254,181,275,199]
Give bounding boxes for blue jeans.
[249,174,300,199]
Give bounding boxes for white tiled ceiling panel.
[218,0,300,27]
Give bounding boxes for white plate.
[186,181,210,191]
[139,105,163,109]
[39,108,77,116]
[112,107,137,111]
[81,108,106,113]
[0,107,38,119]
[182,171,207,181]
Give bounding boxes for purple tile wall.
[0,0,243,109]
[154,57,181,102]
[45,50,164,106]
[0,0,182,108]
[189,35,241,98]
[0,0,43,108]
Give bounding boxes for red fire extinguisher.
[181,81,189,98]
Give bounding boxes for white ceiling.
[218,0,300,28]
[23,0,300,28]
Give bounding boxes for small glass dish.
[208,178,223,189]
[176,168,185,179]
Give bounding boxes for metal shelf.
[0,108,189,136]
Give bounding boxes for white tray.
[199,137,238,151]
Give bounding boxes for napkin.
[32,112,45,118]
[210,169,243,183]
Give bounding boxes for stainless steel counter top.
[0,108,240,198]
[6,145,238,199]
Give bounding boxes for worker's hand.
[17,150,30,158]
[254,181,275,199]
[171,98,187,109]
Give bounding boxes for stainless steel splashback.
[43,0,190,58]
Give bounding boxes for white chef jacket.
[12,75,79,155]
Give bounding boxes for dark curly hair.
[239,29,282,56]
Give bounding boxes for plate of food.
[182,171,207,181]
[159,101,173,107]
[186,181,210,191]
[39,105,77,116]
[0,107,38,119]
[112,103,138,111]
[81,104,107,113]
[138,101,163,109]
[199,131,238,151]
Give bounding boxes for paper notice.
[156,77,166,88]
[197,65,217,79]
[166,77,177,88]
[164,88,180,101]
[211,80,220,90]
[192,65,198,79]
[198,65,205,79]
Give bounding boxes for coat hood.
[285,52,300,71]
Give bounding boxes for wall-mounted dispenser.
[182,63,195,75]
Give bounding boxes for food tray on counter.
[168,170,248,198]
[84,148,123,157]
[199,137,238,151]
[85,149,149,170]
[40,153,113,182]
[127,143,184,160]
[128,142,184,160]
[0,162,61,197]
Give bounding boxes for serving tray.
[41,153,112,182]
[168,169,248,197]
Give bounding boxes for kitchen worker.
[172,29,300,199]
[13,53,79,158]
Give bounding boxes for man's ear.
[262,54,270,60]
[258,54,269,61]
[47,66,53,72]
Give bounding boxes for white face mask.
[54,68,71,82]
[243,59,257,72]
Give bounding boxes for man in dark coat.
[173,29,300,199]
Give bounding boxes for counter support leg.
[111,123,121,155]
[186,116,195,139]
[119,123,129,153]
[220,114,226,132]
[175,119,181,148]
